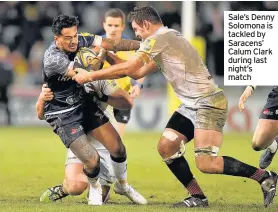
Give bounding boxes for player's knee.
[252,138,265,151]
[194,146,220,173]
[157,131,181,158]
[195,155,213,173]
[66,181,88,195]
[157,139,169,157]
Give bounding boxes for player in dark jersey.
[41,14,146,205]
[239,86,278,169]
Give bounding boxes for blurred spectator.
[28,40,46,85]
[0,45,14,125]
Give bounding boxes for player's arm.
[238,85,257,112]
[80,33,140,52]
[73,52,157,83]
[35,84,54,120]
[100,38,140,52]
[130,77,145,99]
[106,88,133,110]
[86,80,133,109]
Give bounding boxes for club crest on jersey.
[143,38,156,53]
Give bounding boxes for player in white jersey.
[37,79,147,205]
[72,6,278,208]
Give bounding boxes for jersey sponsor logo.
[71,125,84,135]
[263,108,273,116]
[108,80,118,88]
[95,110,105,120]
[143,38,156,53]
[66,90,82,105]
[58,75,71,81]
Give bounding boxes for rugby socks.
[110,154,128,182]
[83,166,100,185]
[267,138,278,153]
[223,156,269,183]
[166,157,205,198]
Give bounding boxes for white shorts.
[65,134,115,184]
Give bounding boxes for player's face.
[55,26,78,52]
[131,21,151,41]
[103,17,125,40]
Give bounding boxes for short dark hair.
[104,8,126,25]
[127,6,162,26]
[52,15,79,35]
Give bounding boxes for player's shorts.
[113,108,131,124]
[260,93,278,120]
[166,90,228,140]
[65,135,115,184]
[260,106,278,120]
[45,101,109,148]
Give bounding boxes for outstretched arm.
[72,52,157,83]
[100,38,140,52]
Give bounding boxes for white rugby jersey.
[84,80,118,124]
[138,27,218,106]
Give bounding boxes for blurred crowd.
[1,1,278,87]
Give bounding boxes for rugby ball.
[74,48,98,70]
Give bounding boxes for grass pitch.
[0,127,278,212]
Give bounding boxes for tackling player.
[239,86,278,169]
[72,6,278,208]
[40,14,146,205]
[37,78,138,204]
[102,8,145,138]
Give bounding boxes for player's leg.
[253,107,278,168]
[85,104,147,205]
[193,91,277,207]
[113,108,131,138]
[87,135,115,203]
[90,122,147,204]
[157,111,208,208]
[52,114,102,205]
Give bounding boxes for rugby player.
[239,86,278,169]
[40,14,147,205]
[102,8,145,138]
[37,79,137,204]
[72,6,278,207]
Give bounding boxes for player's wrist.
[247,85,256,92]
[38,95,46,103]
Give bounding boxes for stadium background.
[1,1,278,212]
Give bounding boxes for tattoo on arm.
[114,39,140,51]
[102,38,140,51]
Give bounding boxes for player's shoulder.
[149,27,179,40]
[43,42,69,71]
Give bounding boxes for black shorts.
[113,108,131,124]
[260,106,278,120]
[165,112,195,142]
[45,103,109,148]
